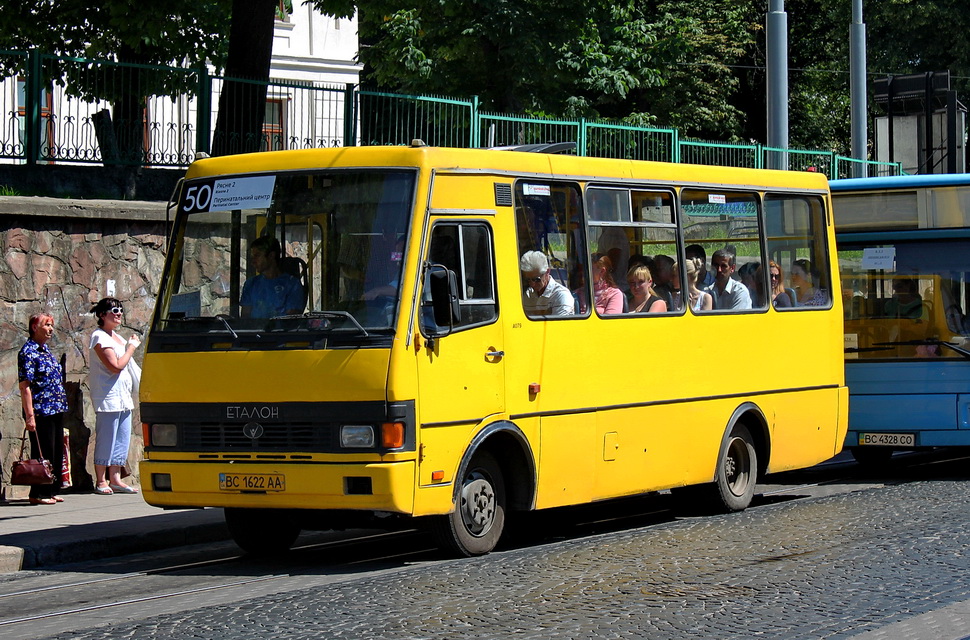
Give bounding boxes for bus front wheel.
[225,508,301,556]
[713,424,758,512]
[431,451,506,557]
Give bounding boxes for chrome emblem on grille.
[243,422,264,439]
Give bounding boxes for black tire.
[431,450,506,557]
[849,446,894,469]
[713,423,758,512]
[225,508,301,556]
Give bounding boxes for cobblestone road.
[43,479,970,639]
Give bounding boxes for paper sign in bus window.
[522,184,552,197]
[861,246,896,271]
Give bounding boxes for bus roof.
[185,145,830,192]
[830,173,970,192]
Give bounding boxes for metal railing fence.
[1,48,903,177]
[356,90,474,148]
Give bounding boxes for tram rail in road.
[1,448,964,640]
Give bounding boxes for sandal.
[29,497,56,505]
[93,485,114,495]
[53,496,64,502]
[109,484,139,494]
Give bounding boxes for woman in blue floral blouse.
[18,312,69,505]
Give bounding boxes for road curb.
[2,518,230,573]
[0,545,24,573]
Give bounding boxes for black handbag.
[11,429,55,486]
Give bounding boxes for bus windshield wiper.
[215,314,239,339]
[271,311,370,337]
[163,315,240,338]
[873,338,970,360]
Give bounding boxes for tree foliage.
[0,0,231,68]
[6,0,970,154]
[313,0,760,139]
[315,0,970,151]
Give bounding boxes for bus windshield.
[151,169,417,351]
[839,238,970,359]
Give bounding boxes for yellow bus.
[140,143,847,556]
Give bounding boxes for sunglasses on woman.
[108,307,124,314]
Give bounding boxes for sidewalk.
[0,488,229,573]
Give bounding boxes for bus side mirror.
[421,264,461,337]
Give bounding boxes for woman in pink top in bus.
[592,254,624,315]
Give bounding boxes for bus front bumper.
[139,459,416,513]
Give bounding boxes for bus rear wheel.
[713,424,758,512]
[225,508,301,556]
[432,451,506,557]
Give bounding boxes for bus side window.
[423,222,498,334]
[514,181,586,318]
[765,195,832,310]
[681,189,765,312]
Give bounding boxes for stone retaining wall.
[1,197,168,498]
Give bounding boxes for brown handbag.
[11,429,55,486]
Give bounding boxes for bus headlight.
[340,425,375,448]
[151,423,178,447]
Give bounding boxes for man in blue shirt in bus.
[704,248,752,310]
[241,236,305,318]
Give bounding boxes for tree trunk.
[211,0,278,156]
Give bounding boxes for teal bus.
[831,174,970,466]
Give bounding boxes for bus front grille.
[182,423,334,452]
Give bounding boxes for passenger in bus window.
[669,262,683,310]
[766,261,793,308]
[703,249,752,310]
[652,255,676,310]
[520,251,574,317]
[241,236,306,318]
[737,262,762,306]
[363,235,405,301]
[591,254,624,314]
[884,278,924,319]
[685,258,713,312]
[791,259,827,306]
[626,265,667,313]
[686,244,715,288]
[597,227,630,293]
[628,253,653,271]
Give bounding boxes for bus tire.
[432,450,506,557]
[713,423,758,512]
[225,508,300,556]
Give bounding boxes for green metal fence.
[680,139,760,169]
[1,48,903,177]
[478,112,580,151]
[356,90,475,148]
[583,121,677,162]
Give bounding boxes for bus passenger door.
[415,220,504,431]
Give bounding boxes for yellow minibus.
[141,143,847,556]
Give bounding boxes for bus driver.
[241,236,305,318]
[520,250,574,317]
